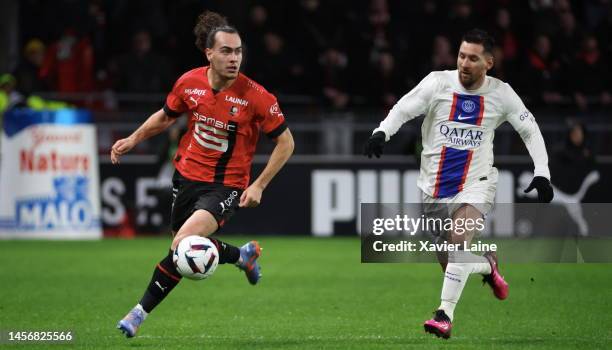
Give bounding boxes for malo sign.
[0,109,101,239]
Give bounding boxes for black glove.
[363,131,386,158]
[523,176,554,203]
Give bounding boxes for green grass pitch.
[0,237,610,349]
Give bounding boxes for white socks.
[438,251,491,321]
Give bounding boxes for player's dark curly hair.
[194,10,239,53]
[462,29,495,55]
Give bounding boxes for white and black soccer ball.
[173,236,219,280]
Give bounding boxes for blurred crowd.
[5,0,612,113]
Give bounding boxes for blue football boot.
[237,241,262,285]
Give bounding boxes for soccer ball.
[173,235,219,280]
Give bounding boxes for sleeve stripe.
[266,122,288,139]
[163,103,182,118]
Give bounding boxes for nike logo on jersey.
[220,202,228,214]
[449,93,484,126]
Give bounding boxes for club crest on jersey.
[461,100,476,113]
[449,93,484,126]
[229,105,239,116]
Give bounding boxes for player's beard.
[459,71,481,90]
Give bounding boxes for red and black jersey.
[163,66,287,189]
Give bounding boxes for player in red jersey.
[113,11,294,338]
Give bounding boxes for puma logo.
[189,96,199,107]
[219,191,238,215]
[518,170,600,236]
[155,281,167,292]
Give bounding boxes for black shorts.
[170,170,242,233]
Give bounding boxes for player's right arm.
[111,73,189,164]
[365,72,439,158]
[110,108,177,164]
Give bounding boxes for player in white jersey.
[364,29,553,339]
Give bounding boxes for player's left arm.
[240,97,294,208]
[504,84,554,202]
[240,129,294,207]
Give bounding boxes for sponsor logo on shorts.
[219,191,239,215]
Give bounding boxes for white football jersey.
[374,70,550,198]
